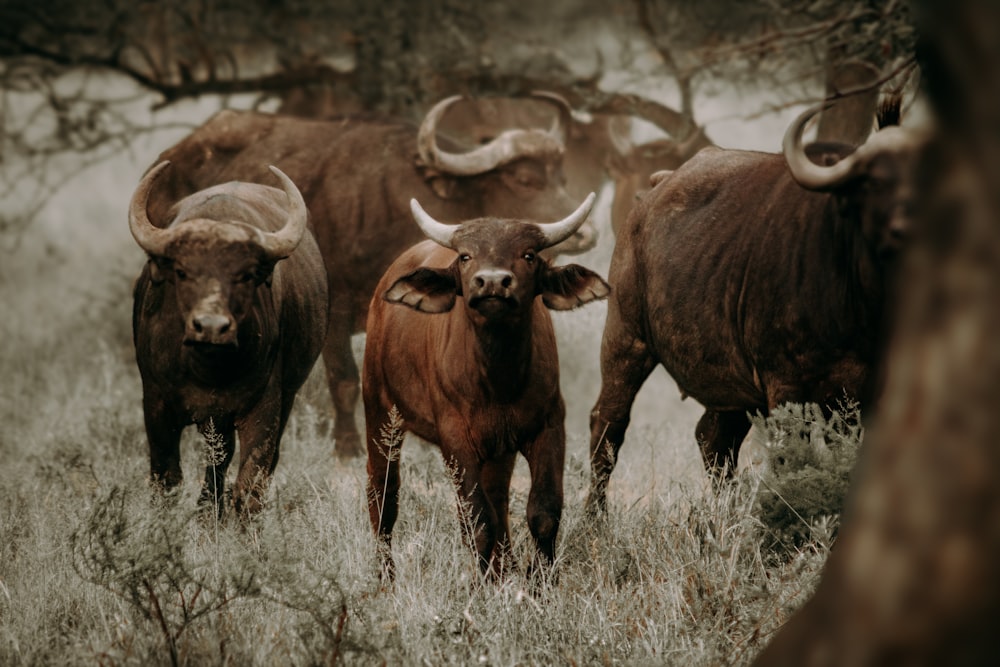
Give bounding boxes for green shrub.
[749,400,863,557]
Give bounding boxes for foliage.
[749,400,863,557]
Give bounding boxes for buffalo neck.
[463,307,536,403]
[820,194,888,353]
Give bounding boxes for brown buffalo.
[363,193,609,581]
[586,99,922,513]
[130,162,328,516]
[148,94,595,459]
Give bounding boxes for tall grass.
[0,319,836,664]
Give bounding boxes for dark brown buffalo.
[425,95,713,235]
[363,194,609,581]
[586,100,922,512]
[130,162,328,516]
[428,95,631,201]
[148,94,594,459]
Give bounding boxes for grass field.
[0,107,834,666]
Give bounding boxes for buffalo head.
[417,94,597,256]
[129,161,309,349]
[784,101,925,262]
[386,193,608,322]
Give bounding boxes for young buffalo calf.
[363,193,609,581]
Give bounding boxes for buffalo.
[420,94,713,235]
[586,99,920,513]
[363,193,610,581]
[148,93,595,459]
[130,162,328,516]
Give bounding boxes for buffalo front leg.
[143,391,185,496]
[480,454,517,579]
[585,324,657,516]
[523,421,566,580]
[196,416,236,519]
[232,391,287,518]
[443,449,498,579]
[321,310,363,459]
[365,403,402,582]
[696,409,751,481]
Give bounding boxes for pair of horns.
[129,161,308,259]
[409,192,596,250]
[417,92,573,176]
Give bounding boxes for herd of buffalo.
[126,90,920,582]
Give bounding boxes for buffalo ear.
[428,175,459,200]
[148,258,168,284]
[384,267,458,313]
[539,264,611,310]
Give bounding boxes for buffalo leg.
[523,422,565,579]
[321,310,363,459]
[143,391,185,494]
[480,454,517,579]
[365,402,402,581]
[585,326,657,515]
[695,409,751,480]
[196,416,236,518]
[443,449,498,578]
[232,391,287,517]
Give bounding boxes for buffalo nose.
[473,269,514,291]
[189,313,233,342]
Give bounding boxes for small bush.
[749,400,863,557]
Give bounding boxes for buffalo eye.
[237,270,255,284]
[522,251,536,263]
[459,253,471,263]
[174,267,188,281]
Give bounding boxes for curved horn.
[258,165,308,259]
[529,90,575,144]
[417,95,482,175]
[129,160,174,256]
[418,95,564,177]
[537,192,597,249]
[410,198,457,249]
[783,102,866,191]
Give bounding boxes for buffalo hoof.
[334,433,364,459]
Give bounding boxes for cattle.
[130,162,328,517]
[362,193,610,581]
[585,98,921,513]
[148,93,595,460]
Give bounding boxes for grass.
[0,303,833,665]
[0,125,839,667]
